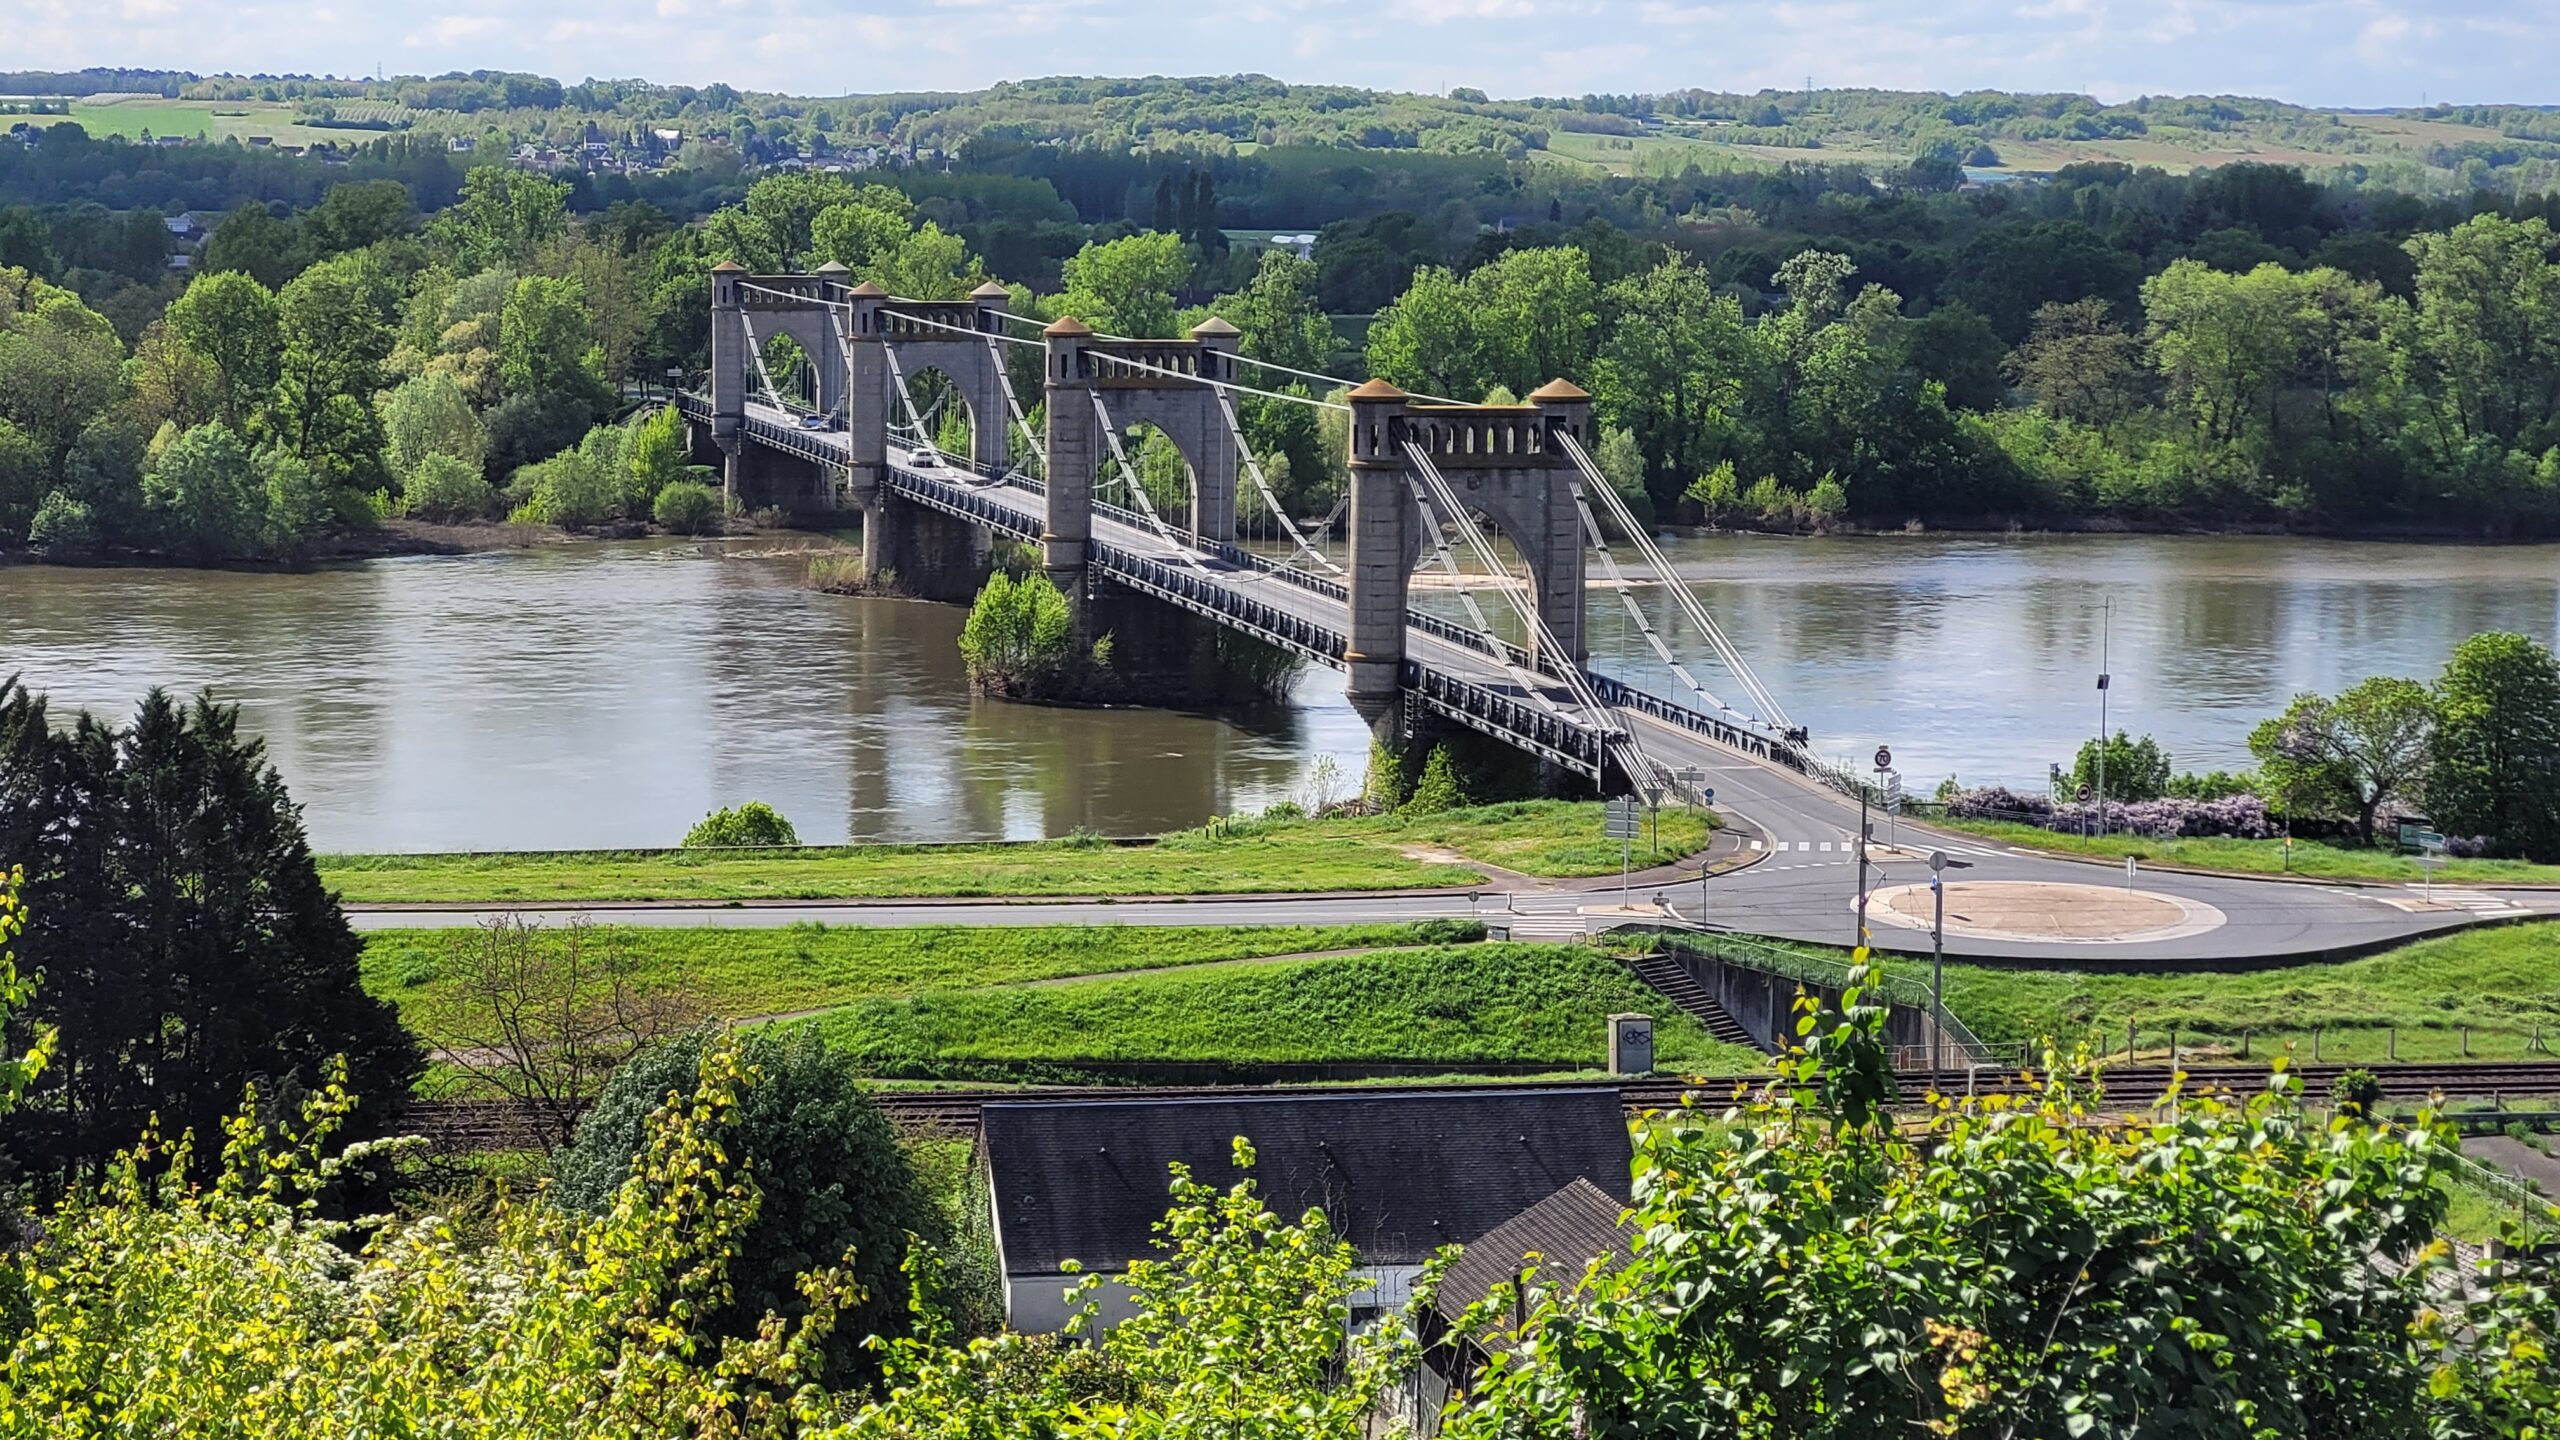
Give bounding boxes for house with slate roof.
[978,1088,1634,1334]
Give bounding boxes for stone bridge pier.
[1041,316,1244,610]
[1342,377,1594,713]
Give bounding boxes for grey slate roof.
[1431,1176,1635,1325]
[981,1088,1633,1277]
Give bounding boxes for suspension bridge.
[674,262,1837,802]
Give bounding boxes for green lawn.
[364,920,1482,1048]
[12,97,334,145]
[1935,817,2560,886]
[1938,923,2560,1065]
[320,801,1716,905]
[805,943,1764,1073]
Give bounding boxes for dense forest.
[6,66,2560,563]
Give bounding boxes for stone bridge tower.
[1342,378,1593,707]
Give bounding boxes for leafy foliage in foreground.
[1446,963,2560,1440]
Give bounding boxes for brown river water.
[5,531,2554,851]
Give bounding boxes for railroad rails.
[399,1060,2560,1153]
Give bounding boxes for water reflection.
[8,530,2559,850]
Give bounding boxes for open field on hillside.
[319,801,1717,904]
[362,919,1483,1047]
[10,96,335,145]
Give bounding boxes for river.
[5,531,2555,851]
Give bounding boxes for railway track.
[399,1061,2560,1153]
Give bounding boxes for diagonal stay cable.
[1090,391,1212,573]
[1216,390,1340,576]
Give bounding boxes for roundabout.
[1861,880,2229,946]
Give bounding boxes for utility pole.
[1930,851,1947,1075]
[2094,597,2112,840]
[1855,789,1871,949]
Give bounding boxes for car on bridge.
[798,413,829,430]
[904,446,944,469]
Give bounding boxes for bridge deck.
[696,397,1807,793]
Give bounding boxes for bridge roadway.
[592,400,2553,966]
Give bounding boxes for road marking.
[2395,886,2535,918]
[1749,839,1765,851]
[1503,911,1590,939]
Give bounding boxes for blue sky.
[9,0,2555,106]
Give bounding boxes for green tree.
[1591,256,1753,515]
[622,402,689,509]
[2429,630,2560,858]
[2003,297,2150,425]
[1403,743,1469,814]
[269,255,396,489]
[1368,246,1598,402]
[0,283,123,470]
[431,166,570,272]
[377,371,486,480]
[141,422,265,561]
[652,480,722,534]
[198,201,302,288]
[497,275,610,416]
[164,270,284,434]
[958,570,1090,695]
[2399,214,2560,454]
[0,680,421,1187]
[300,178,415,256]
[1057,231,1191,336]
[257,446,327,558]
[124,320,222,436]
[556,1026,943,1384]
[2247,677,2437,843]
[400,451,492,523]
[1447,965,2484,1440]
[1907,301,2008,412]
[2070,729,2172,803]
[0,417,42,542]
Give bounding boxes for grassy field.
[1933,817,2560,886]
[363,919,1481,1047]
[1938,923,2560,1065]
[319,801,1716,904]
[806,943,1763,1072]
[8,97,336,146]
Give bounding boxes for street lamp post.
[1930,850,1947,1075]
[2094,598,2112,840]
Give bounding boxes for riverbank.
[1933,817,2560,887]
[318,801,1719,904]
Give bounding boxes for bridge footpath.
[685,395,1804,797]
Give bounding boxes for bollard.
[2169,1033,2178,1073]
[2462,1026,2470,1058]
[2127,1019,2137,1063]
[2390,1028,2398,1061]
[2313,1026,2322,1062]
[2240,1029,2251,1060]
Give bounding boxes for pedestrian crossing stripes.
[2410,886,2534,918]
[1745,837,2004,859]
[1501,911,1591,940]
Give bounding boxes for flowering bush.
[1947,787,2272,839]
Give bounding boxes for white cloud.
[0,0,2545,105]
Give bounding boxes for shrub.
[1404,743,1469,814]
[402,451,493,523]
[554,1026,945,1383]
[1947,786,2274,839]
[958,570,1100,696]
[2332,1067,2382,1118]
[25,490,97,553]
[2070,729,2173,802]
[509,441,621,529]
[651,479,722,534]
[682,800,798,848]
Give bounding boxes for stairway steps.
[1624,955,1764,1052]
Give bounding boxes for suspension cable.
[1570,480,1745,723]
[877,305,1046,348]
[734,308,803,416]
[1403,482,1573,719]
[1556,430,1795,738]
[1090,392,1212,572]
[1216,390,1339,576]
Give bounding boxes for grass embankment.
[363,920,1482,1048]
[320,801,1718,904]
[1935,817,2560,886]
[807,943,1763,1073]
[1937,923,2560,1065]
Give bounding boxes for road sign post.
[1604,797,1644,910]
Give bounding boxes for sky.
[6,0,2556,108]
